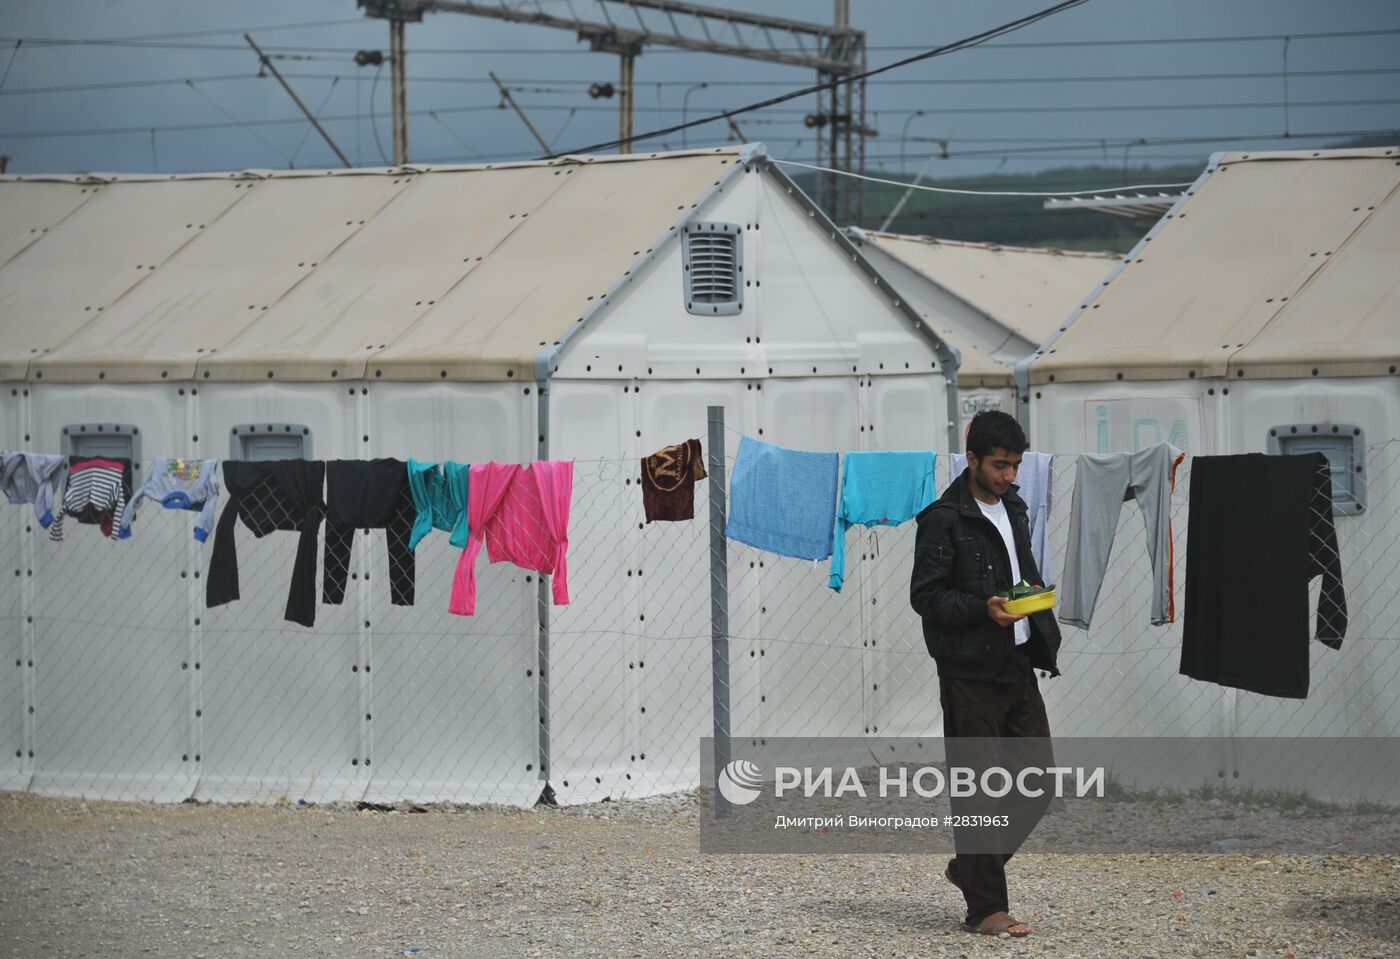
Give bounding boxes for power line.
[776,160,1193,196]
[427,109,487,160]
[534,95,1400,117]
[863,27,1400,50]
[0,102,500,140]
[407,125,1396,171]
[7,65,1398,97]
[0,18,365,45]
[5,26,1398,55]
[408,65,1397,87]
[850,97,1400,116]
[8,90,1398,141]
[923,129,1400,160]
[288,76,341,167]
[548,0,1094,156]
[182,79,291,163]
[0,39,20,93]
[0,72,256,96]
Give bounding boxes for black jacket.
[206,460,326,628]
[910,468,1062,683]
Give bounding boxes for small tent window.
[682,221,743,316]
[1266,423,1366,516]
[231,423,313,461]
[62,423,141,475]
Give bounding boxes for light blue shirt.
[829,450,937,591]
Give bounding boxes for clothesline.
[0,438,1358,701]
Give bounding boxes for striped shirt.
[50,457,130,541]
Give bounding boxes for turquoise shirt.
[407,458,470,550]
[829,450,937,592]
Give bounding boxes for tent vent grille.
[683,222,743,316]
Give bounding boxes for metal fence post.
[19,502,35,788]
[536,383,555,805]
[707,405,732,817]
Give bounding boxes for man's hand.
[987,594,1027,628]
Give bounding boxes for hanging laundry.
[450,460,573,616]
[49,457,132,541]
[206,460,326,628]
[118,457,220,542]
[1058,442,1185,629]
[1,451,67,528]
[829,450,937,592]
[406,458,470,550]
[641,438,707,523]
[950,451,1055,579]
[323,459,416,607]
[725,435,839,561]
[1180,453,1346,698]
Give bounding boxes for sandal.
[962,911,1031,938]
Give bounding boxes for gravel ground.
[2,789,1399,959]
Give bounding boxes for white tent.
[847,228,1115,433]
[1019,146,1400,800]
[0,145,958,805]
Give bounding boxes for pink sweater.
[449,460,573,615]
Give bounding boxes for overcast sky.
[1,0,1396,178]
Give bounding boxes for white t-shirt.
[974,496,1030,646]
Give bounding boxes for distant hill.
[793,163,1202,254]
[790,134,1397,253]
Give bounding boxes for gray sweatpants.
[1059,443,1184,629]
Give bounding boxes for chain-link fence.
[3,429,1397,807]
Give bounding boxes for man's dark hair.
[966,410,1027,458]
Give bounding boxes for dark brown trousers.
[938,644,1055,925]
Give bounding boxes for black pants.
[939,645,1054,925]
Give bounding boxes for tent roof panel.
[936,326,1010,387]
[371,151,739,380]
[1029,147,1400,385]
[859,231,1115,346]
[1229,174,1400,379]
[201,165,572,381]
[0,179,246,380]
[0,180,93,271]
[3,148,746,383]
[35,174,408,382]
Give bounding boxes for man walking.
[910,411,1062,938]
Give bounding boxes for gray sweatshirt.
[1,451,67,528]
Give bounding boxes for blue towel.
[725,436,839,561]
[829,450,937,591]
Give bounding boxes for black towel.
[1180,452,1346,698]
